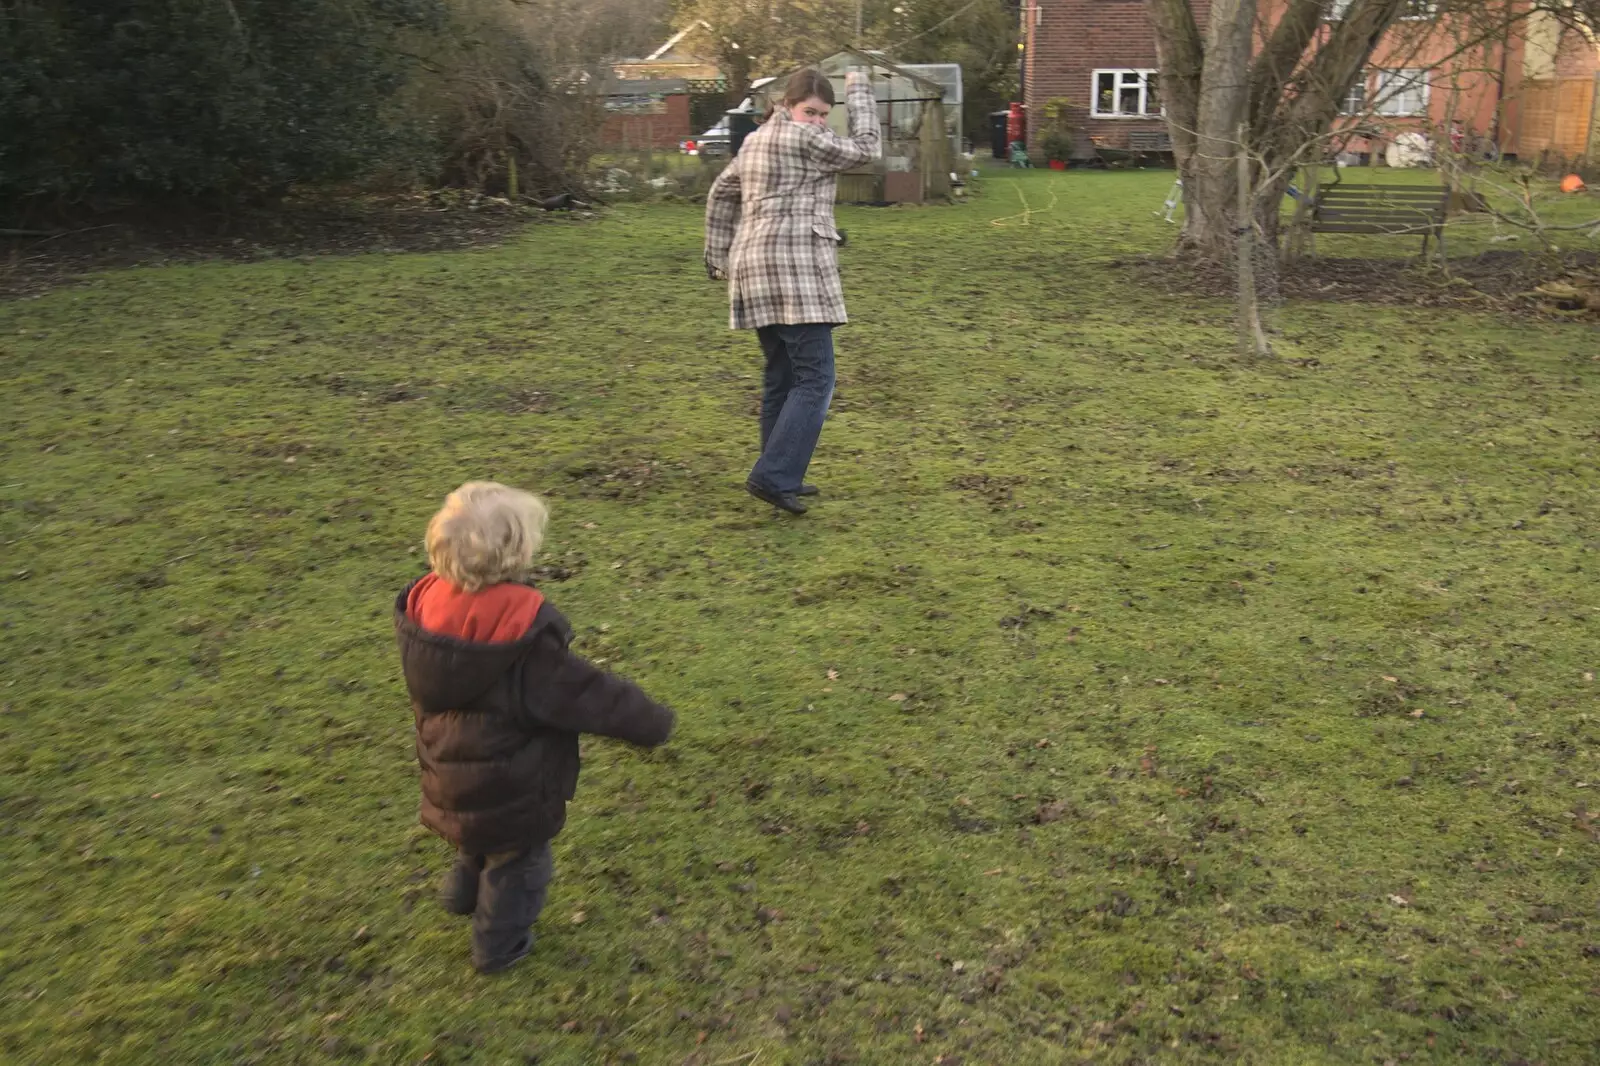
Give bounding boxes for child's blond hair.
[425,481,549,593]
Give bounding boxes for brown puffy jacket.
[394,578,675,854]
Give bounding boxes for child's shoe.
[473,933,532,975]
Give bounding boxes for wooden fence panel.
[1515,78,1596,160]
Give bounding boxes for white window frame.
[1329,0,1437,19]
[1339,76,1366,116]
[1090,69,1162,119]
[1372,68,1429,117]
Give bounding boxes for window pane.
[1374,70,1423,115]
[1380,69,1426,115]
[1341,78,1365,115]
[1096,72,1115,114]
[1145,73,1161,115]
[1119,77,1140,116]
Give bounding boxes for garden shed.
[751,48,954,203]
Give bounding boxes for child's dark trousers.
[442,842,554,973]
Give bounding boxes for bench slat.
[1317,195,1444,204]
[1312,222,1439,234]
[1318,184,1444,193]
[1318,211,1446,222]
[1318,193,1447,203]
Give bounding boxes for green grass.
[2,169,1599,1065]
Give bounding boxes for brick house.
[1019,0,1195,156]
[1019,0,1600,162]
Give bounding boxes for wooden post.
[1235,124,1271,360]
[1236,125,1256,360]
[506,152,519,202]
[1307,163,1320,258]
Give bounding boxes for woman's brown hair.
[782,68,836,109]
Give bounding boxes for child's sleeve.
[517,630,675,747]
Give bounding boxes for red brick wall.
[1023,0,1209,151]
[600,94,692,150]
[1555,29,1600,80]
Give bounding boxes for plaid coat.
[704,73,882,330]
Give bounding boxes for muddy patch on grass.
[296,373,429,404]
[1128,249,1600,317]
[950,473,1027,510]
[790,564,923,606]
[553,449,689,501]
[296,373,557,413]
[439,383,554,414]
[2,193,559,300]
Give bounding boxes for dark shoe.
[795,484,820,497]
[440,856,479,916]
[746,480,806,514]
[473,934,532,975]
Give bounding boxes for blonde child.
[394,482,675,973]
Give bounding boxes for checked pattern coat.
[704,72,882,330]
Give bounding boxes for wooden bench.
[1308,183,1451,260]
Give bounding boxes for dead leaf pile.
[1533,271,1600,316]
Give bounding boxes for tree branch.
[1248,0,1329,133]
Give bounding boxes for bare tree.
[411,0,671,195]
[1146,0,1537,260]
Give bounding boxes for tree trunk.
[726,49,752,106]
[1145,0,1415,261]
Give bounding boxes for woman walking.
[704,67,881,515]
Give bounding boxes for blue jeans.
[750,323,835,494]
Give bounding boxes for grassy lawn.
[3,169,1599,1065]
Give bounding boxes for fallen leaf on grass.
[888,693,907,702]
[1388,895,1410,907]
[827,669,839,681]
[1410,709,1426,718]
[570,910,587,925]
[1382,675,1399,683]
